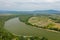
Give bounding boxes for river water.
[4,17,43,36]
[4,17,60,40]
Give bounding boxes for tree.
[41,37,48,40]
[19,36,25,40]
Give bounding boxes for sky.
[0,0,60,11]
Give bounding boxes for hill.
[34,10,60,14]
[0,10,60,14]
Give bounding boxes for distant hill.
[0,10,60,14]
[34,10,60,14]
[0,10,34,14]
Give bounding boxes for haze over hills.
[34,10,60,14]
[0,10,60,14]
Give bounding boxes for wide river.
[4,17,60,40]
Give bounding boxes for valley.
[0,14,60,40]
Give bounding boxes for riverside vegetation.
[19,14,60,31]
[0,14,60,40]
[0,14,48,40]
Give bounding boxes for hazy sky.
[0,0,60,11]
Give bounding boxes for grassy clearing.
[28,16,53,26]
[28,16,60,31]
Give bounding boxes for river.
[4,17,60,40]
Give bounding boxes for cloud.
[32,0,60,3]
[0,0,60,11]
